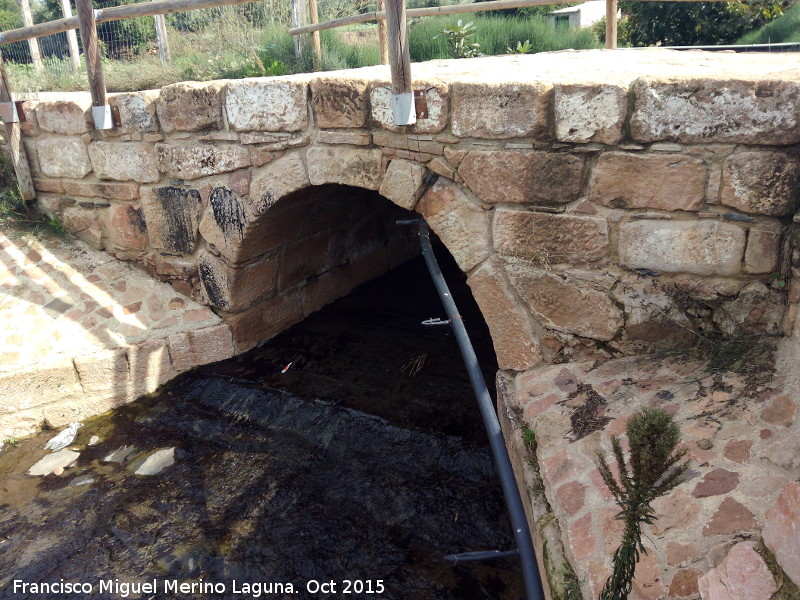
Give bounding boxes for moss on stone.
[755,541,800,600]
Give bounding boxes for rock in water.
[134,448,176,476]
[28,449,80,476]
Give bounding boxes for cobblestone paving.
[509,344,800,600]
[0,230,234,438]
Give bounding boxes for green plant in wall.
[437,19,481,58]
[596,407,690,600]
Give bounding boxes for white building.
[548,0,608,29]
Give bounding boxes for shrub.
[596,407,690,600]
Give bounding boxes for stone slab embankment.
[0,229,234,438]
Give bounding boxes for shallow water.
[0,251,524,600]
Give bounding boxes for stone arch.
[194,145,546,372]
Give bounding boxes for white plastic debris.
[44,422,82,452]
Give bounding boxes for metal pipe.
[416,221,546,600]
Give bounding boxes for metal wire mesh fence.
[0,0,412,96]
[1,0,323,95]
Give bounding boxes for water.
[0,251,525,600]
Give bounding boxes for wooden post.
[384,0,414,125]
[75,0,112,129]
[153,0,171,65]
[605,0,617,49]
[376,0,389,65]
[290,0,305,59]
[308,0,321,70]
[59,0,82,72]
[0,54,35,200]
[19,0,43,71]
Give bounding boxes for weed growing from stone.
[596,407,690,600]
[0,153,63,237]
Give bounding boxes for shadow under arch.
[195,154,542,376]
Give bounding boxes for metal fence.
[2,0,301,95]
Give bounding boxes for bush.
[410,15,600,62]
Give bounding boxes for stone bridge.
[8,48,800,600]
[21,50,800,369]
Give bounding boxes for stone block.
[702,497,759,535]
[62,181,140,200]
[505,266,623,341]
[554,83,627,144]
[19,100,41,137]
[698,542,777,600]
[197,186,248,261]
[60,205,104,249]
[88,141,159,183]
[73,348,130,399]
[379,159,425,210]
[0,358,82,415]
[370,83,448,133]
[36,137,91,179]
[631,77,800,144]
[198,249,278,312]
[588,152,706,211]
[416,177,491,272]
[250,152,310,211]
[302,271,352,316]
[226,292,303,353]
[140,185,203,254]
[493,209,609,264]
[34,97,92,135]
[451,81,550,139]
[317,130,371,146]
[692,468,740,498]
[168,324,235,373]
[33,178,64,193]
[618,220,746,276]
[763,482,800,587]
[307,146,383,190]
[101,203,149,251]
[612,277,694,345]
[126,338,174,398]
[720,151,800,216]
[156,81,224,132]
[715,279,786,335]
[459,150,585,205]
[108,90,159,134]
[311,77,369,129]
[745,228,781,274]
[156,144,250,180]
[467,260,542,370]
[226,78,308,132]
[278,233,331,291]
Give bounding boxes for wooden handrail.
[0,0,256,45]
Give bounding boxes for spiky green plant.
[596,407,690,600]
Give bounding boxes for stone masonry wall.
[22,51,800,366]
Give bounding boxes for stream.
[0,249,525,600]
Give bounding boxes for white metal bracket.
[391,92,416,126]
[92,105,114,130]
